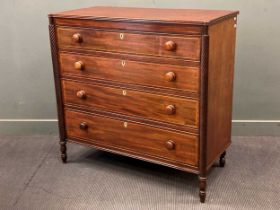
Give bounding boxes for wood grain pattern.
[67,138,199,173]
[206,17,236,167]
[57,27,201,60]
[49,6,239,25]
[59,52,200,93]
[59,50,200,67]
[63,74,199,99]
[62,80,199,127]
[53,18,204,35]
[49,24,67,163]
[65,109,198,166]
[198,35,209,203]
[65,104,199,134]
[49,7,239,203]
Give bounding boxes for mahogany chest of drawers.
[49,7,238,203]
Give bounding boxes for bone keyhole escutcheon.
[120,33,124,40]
[121,60,126,67]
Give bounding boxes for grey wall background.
[0,0,279,135]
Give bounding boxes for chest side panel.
[206,17,237,168]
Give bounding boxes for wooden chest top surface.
[49,6,238,25]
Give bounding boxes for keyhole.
[122,60,126,67]
[122,90,127,96]
[120,33,124,40]
[123,122,128,128]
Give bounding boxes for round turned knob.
[79,122,88,130]
[164,41,177,51]
[166,140,176,150]
[165,72,176,82]
[74,61,85,70]
[76,90,86,99]
[165,105,176,115]
[72,33,83,43]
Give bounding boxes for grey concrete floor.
[0,135,279,210]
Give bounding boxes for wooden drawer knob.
[79,122,88,130]
[72,33,83,43]
[76,90,86,99]
[166,140,176,150]
[166,105,176,115]
[74,61,85,70]
[165,72,176,82]
[164,41,177,51]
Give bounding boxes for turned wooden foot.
[60,140,67,163]
[199,176,207,203]
[219,151,226,167]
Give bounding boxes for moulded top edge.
[48,6,239,26]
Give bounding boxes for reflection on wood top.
[49,6,239,25]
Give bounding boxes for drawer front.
[62,80,199,127]
[60,52,200,93]
[65,110,198,166]
[57,27,201,60]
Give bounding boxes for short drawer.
[59,52,200,93]
[57,27,201,60]
[65,109,198,166]
[62,80,199,127]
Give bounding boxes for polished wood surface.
[165,140,176,150]
[164,40,177,51]
[62,80,199,127]
[198,34,209,204]
[74,60,85,70]
[53,18,204,35]
[164,71,176,82]
[65,104,199,135]
[79,122,88,130]
[49,7,238,203]
[206,17,237,167]
[76,90,86,99]
[165,105,176,115]
[49,6,238,25]
[65,109,198,166]
[72,33,82,43]
[49,25,67,163]
[59,52,200,93]
[57,27,201,60]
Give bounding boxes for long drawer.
[65,109,198,166]
[59,52,200,93]
[57,27,201,60]
[62,80,199,127]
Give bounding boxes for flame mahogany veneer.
[49,6,239,203]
